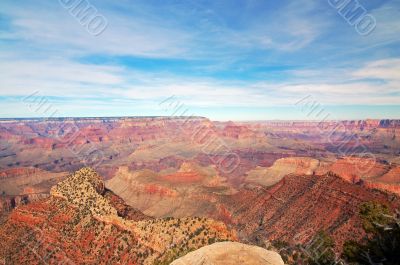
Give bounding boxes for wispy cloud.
[0,0,399,119]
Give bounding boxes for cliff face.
[0,168,236,265]
[0,193,49,213]
[245,157,321,187]
[0,193,49,224]
[105,164,235,219]
[0,167,68,221]
[227,173,399,253]
[243,156,400,195]
[322,157,400,195]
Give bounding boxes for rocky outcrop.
[0,168,236,264]
[170,241,284,265]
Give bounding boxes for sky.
[0,0,399,120]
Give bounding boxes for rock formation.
[0,167,67,221]
[227,173,399,253]
[0,168,236,264]
[170,241,284,265]
[1,117,400,260]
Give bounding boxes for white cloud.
[0,59,124,98]
[352,58,400,81]
[1,55,399,107]
[1,1,193,59]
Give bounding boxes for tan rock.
[170,241,284,265]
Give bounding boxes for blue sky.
[0,0,399,120]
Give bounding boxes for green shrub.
[343,201,400,265]
[306,231,336,265]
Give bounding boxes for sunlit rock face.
[0,168,237,264]
[170,241,285,265]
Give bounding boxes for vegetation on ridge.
[0,167,236,264]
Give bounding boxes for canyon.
[0,117,399,264]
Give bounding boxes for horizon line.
[0,116,399,122]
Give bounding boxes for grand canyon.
[2,1,400,264]
[0,117,399,264]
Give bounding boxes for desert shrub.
[272,240,290,263]
[306,231,336,265]
[343,202,400,265]
[273,232,338,265]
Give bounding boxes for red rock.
[161,172,203,183]
[226,173,399,253]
